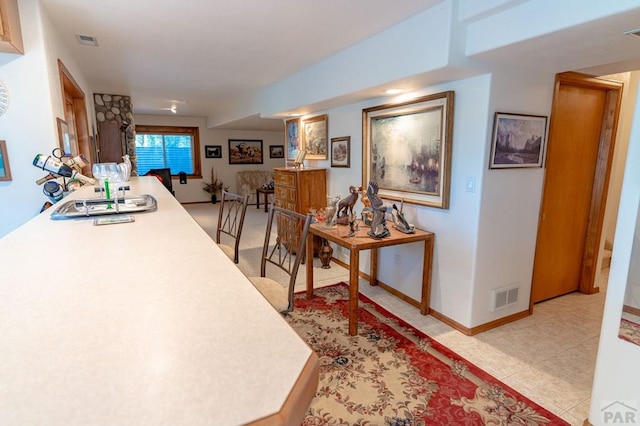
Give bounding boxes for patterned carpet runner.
[287,283,568,425]
[619,317,640,346]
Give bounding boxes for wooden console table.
[256,187,274,212]
[306,223,434,336]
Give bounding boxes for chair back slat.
[216,190,249,263]
[260,205,312,311]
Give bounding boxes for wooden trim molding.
[331,257,531,336]
[623,304,640,317]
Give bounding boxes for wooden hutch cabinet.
[273,167,327,254]
[273,167,327,214]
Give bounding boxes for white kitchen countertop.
[0,176,317,425]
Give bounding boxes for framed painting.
[489,112,547,169]
[269,145,284,158]
[302,114,328,160]
[205,145,222,158]
[57,117,72,156]
[362,91,455,209]
[228,139,263,164]
[285,117,302,162]
[331,136,350,168]
[0,140,12,181]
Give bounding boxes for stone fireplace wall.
[93,93,138,175]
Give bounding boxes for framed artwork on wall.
[57,117,72,156]
[205,145,222,158]
[330,136,350,168]
[0,140,12,181]
[362,91,455,209]
[228,139,263,164]
[302,114,328,160]
[285,117,302,162]
[489,112,548,169]
[269,145,284,158]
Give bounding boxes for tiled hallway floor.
[186,202,607,425]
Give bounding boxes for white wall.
[589,81,640,425]
[133,115,285,203]
[473,66,555,325]
[299,74,495,328]
[0,0,93,238]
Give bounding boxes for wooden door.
[531,73,622,303]
[97,121,123,163]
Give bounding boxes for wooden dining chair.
[248,205,312,314]
[216,190,249,263]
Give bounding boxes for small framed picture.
[0,140,12,181]
[489,112,548,169]
[205,145,222,159]
[330,136,350,168]
[269,145,284,158]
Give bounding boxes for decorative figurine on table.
[366,181,390,238]
[325,195,340,228]
[336,185,360,225]
[392,201,415,234]
[360,189,373,227]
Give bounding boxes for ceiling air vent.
[623,27,640,38]
[76,34,98,46]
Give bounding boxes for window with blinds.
[134,125,202,177]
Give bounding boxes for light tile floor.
[186,202,606,425]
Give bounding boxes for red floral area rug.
[619,317,640,346]
[286,283,568,426]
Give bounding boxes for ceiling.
[39,1,640,132]
[40,0,443,131]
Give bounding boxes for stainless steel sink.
[50,194,157,219]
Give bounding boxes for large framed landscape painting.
[489,112,547,169]
[362,91,454,209]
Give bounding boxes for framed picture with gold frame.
[0,140,12,181]
[362,91,454,209]
[302,114,328,160]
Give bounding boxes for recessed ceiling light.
[76,34,98,47]
[385,88,405,95]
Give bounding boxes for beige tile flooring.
[186,202,606,426]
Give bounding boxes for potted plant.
[202,167,225,203]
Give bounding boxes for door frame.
[531,71,622,306]
[58,59,93,173]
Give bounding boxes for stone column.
[94,93,138,175]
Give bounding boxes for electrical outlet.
[394,254,401,267]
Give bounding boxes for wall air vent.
[491,284,520,312]
[76,34,98,46]
[623,27,640,38]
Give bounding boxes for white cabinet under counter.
[0,176,318,425]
